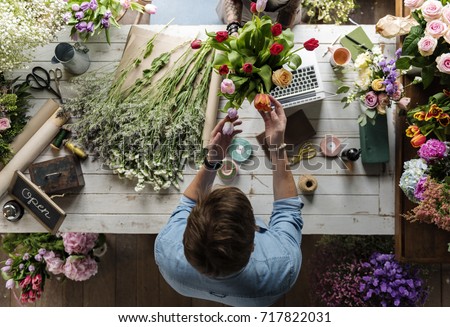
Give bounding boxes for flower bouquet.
[0,75,30,165]
[405,89,450,146]
[1,232,106,304]
[0,0,66,73]
[399,138,449,231]
[394,0,450,89]
[338,46,410,126]
[204,1,319,112]
[64,0,157,44]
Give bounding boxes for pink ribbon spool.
[320,135,342,157]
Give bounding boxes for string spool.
[298,174,318,193]
[51,128,70,150]
[218,159,238,182]
[64,140,88,160]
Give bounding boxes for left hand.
[206,115,242,162]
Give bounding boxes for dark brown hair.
[183,186,256,277]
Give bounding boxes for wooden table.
[0,24,397,235]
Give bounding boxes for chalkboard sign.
[8,171,66,233]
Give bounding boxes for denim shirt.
[154,195,304,307]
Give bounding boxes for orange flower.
[425,104,443,121]
[413,111,426,121]
[410,133,426,148]
[405,125,420,138]
[254,93,272,112]
[438,112,450,127]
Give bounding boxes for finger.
[257,108,271,122]
[233,119,243,126]
[210,116,228,137]
[231,128,243,137]
[268,95,285,117]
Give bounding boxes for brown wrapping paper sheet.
[117,25,220,148]
[0,110,68,200]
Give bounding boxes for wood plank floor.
[1,234,449,306]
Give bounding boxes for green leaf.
[365,109,376,119]
[337,85,350,94]
[358,114,367,126]
[213,53,230,66]
[229,50,244,69]
[402,26,422,56]
[395,57,411,70]
[247,90,257,105]
[421,64,436,89]
[256,65,273,93]
[287,54,302,70]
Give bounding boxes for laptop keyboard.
[270,65,322,108]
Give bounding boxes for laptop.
[270,48,325,109]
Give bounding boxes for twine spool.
[51,128,70,150]
[298,174,318,193]
[218,159,238,182]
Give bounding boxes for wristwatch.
[203,156,223,170]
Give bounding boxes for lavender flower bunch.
[359,253,428,307]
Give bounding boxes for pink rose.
[0,118,11,131]
[404,0,425,10]
[444,29,450,44]
[417,35,438,56]
[377,93,390,114]
[436,53,450,74]
[442,4,450,25]
[220,78,235,94]
[426,20,447,38]
[420,0,443,21]
[364,91,378,109]
[144,3,157,15]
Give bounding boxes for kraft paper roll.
[298,174,318,193]
[0,110,69,200]
[202,68,221,148]
[10,99,60,154]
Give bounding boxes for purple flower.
[5,258,13,266]
[75,21,88,32]
[22,253,30,260]
[34,254,43,262]
[62,256,98,281]
[89,0,98,10]
[86,21,95,33]
[101,18,110,28]
[75,11,84,20]
[72,4,80,11]
[63,12,72,22]
[5,279,14,289]
[18,263,24,270]
[414,176,428,201]
[38,248,46,256]
[61,232,99,255]
[417,139,448,162]
[28,264,35,272]
[395,48,402,58]
[104,10,112,19]
[227,108,238,119]
[364,91,378,109]
[1,266,11,273]
[80,2,90,11]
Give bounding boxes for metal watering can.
[51,42,90,75]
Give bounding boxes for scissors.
[26,66,65,103]
[289,142,317,166]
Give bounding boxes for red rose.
[250,2,257,14]
[215,31,229,42]
[242,63,253,73]
[270,43,284,55]
[190,39,202,49]
[304,38,319,51]
[219,64,229,75]
[271,23,282,37]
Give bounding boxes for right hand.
[258,95,287,148]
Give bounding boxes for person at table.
[154,95,304,307]
[216,0,302,34]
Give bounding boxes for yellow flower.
[371,79,386,91]
[272,68,293,88]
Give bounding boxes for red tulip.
[242,63,253,74]
[270,43,284,55]
[219,64,229,75]
[304,38,319,51]
[271,23,282,37]
[215,31,228,43]
[410,134,426,148]
[190,39,202,49]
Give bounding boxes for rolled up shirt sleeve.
[269,196,304,246]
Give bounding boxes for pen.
[344,34,371,52]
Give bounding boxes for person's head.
[183,186,256,278]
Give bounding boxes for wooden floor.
[1,234,449,307]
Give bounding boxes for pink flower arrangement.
[1,232,106,304]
